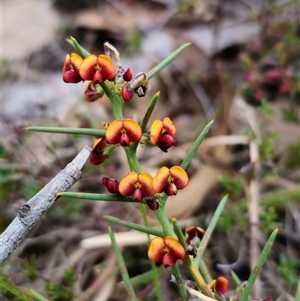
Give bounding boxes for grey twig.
[0,146,92,264]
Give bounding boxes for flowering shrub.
[26,37,278,301]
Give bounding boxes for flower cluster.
[102,166,188,204]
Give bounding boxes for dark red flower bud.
[123,68,133,81]
[102,177,120,194]
[146,197,159,211]
[122,85,134,102]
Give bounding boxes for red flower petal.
[162,253,177,267]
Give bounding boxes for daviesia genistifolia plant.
[27,37,278,301]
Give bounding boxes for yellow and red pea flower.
[148,236,186,268]
[102,177,120,194]
[79,54,116,84]
[153,166,189,196]
[209,276,228,295]
[150,117,178,152]
[62,53,83,83]
[119,171,155,202]
[106,119,142,147]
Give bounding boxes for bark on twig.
[0,146,92,264]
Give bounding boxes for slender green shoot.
[240,228,279,301]
[129,265,167,287]
[181,120,214,170]
[67,36,91,58]
[108,227,138,301]
[147,43,191,80]
[231,270,242,286]
[195,195,228,268]
[26,126,106,137]
[104,215,164,237]
[140,91,160,133]
[296,281,300,301]
[58,192,134,202]
[30,290,52,301]
[0,279,31,301]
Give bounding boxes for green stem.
[101,82,124,120]
[122,146,163,299]
[154,207,176,237]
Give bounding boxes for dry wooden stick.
[0,146,92,264]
